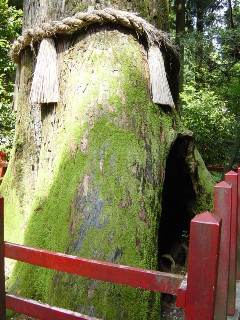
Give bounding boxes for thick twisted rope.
[11,8,178,63]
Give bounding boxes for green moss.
[8,111,165,317]
[210,171,222,184]
[192,149,214,213]
[64,0,88,14]
[1,52,37,244]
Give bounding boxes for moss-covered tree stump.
[2,1,215,319]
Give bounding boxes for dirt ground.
[161,294,185,320]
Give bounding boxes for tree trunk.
[175,0,185,112]
[176,0,185,37]
[227,0,234,29]
[2,0,214,319]
[195,0,204,85]
[224,119,240,174]
[22,0,170,30]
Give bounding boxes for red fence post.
[214,181,232,320]
[225,171,238,315]
[237,167,240,280]
[0,196,6,319]
[184,212,221,320]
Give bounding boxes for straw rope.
[30,38,59,103]
[11,8,178,63]
[148,45,175,107]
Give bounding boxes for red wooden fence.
[214,181,232,319]
[177,212,221,320]
[0,168,239,320]
[225,171,238,315]
[0,162,8,184]
[237,167,240,280]
[0,197,6,318]
[207,166,238,173]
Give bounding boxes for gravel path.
[227,281,240,320]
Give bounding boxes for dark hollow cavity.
[158,135,196,272]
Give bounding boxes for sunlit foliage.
[0,0,22,156]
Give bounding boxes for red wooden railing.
[207,166,238,173]
[0,162,8,184]
[0,167,240,320]
[0,151,7,184]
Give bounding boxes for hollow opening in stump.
[158,135,196,273]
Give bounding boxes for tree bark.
[194,0,204,85]
[176,0,185,35]
[227,0,234,29]
[22,0,170,30]
[2,0,214,319]
[175,0,185,111]
[224,120,240,174]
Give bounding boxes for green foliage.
[208,28,240,119]
[174,0,240,166]
[0,0,22,157]
[210,171,222,184]
[181,85,237,165]
[181,32,239,167]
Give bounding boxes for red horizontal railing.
[0,162,8,168]
[0,162,8,184]
[207,166,225,172]
[6,294,96,320]
[4,242,183,294]
[207,166,238,172]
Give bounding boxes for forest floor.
[161,293,185,320]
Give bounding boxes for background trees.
[173,0,240,167]
[0,0,22,156]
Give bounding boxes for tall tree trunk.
[157,0,170,31]
[223,126,240,174]
[195,0,204,84]
[227,0,234,29]
[22,0,170,30]
[196,0,204,33]
[175,0,185,112]
[2,0,214,319]
[176,0,185,38]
